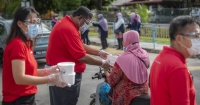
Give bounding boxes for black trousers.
[49,73,82,105]
[129,94,150,105]
[117,38,123,49]
[101,38,108,49]
[2,94,36,105]
[81,30,90,45]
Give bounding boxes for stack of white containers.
[57,62,75,85]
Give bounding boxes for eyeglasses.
[83,18,92,25]
[179,32,200,38]
[22,18,41,25]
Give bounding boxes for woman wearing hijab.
[127,14,141,35]
[51,13,59,28]
[105,30,150,105]
[92,14,108,49]
[136,14,141,35]
[114,12,125,50]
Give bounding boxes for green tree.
[135,4,150,23]
[82,0,114,10]
[0,0,8,15]
[0,0,7,11]
[0,0,114,18]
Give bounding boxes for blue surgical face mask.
[25,24,39,38]
[79,18,90,34]
[123,47,126,52]
[80,23,89,34]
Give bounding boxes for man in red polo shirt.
[46,6,111,105]
[150,16,198,105]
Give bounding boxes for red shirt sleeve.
[10,42,26,61]
[107,63,123,88]
[168,68,192,105]
[60,32,86,60]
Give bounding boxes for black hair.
[72,6,93,19]
[6,6,39,48]
[169,15,197,42]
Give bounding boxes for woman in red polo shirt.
[2,7,67,105]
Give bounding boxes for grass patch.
[140,36,170,44]
[88,32,170,44]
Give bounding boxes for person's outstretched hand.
[99,50,109,60]
[101,60,112,70]
[48,73,68,88]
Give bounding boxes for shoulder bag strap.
[130,51,148,68]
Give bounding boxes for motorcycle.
[89,67,150,105]
[89,67,110,105]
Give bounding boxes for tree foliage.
[135,4,150,23]
[0,0,114,16]
[5,0,21,13]
[0,0,7,10]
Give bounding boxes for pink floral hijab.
[116,30,149,84]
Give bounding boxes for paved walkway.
[89,37,169,53]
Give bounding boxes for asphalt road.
[0,45,200,105]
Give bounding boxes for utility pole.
[30,0,34,7]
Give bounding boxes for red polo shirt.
[2,37,37,102]
[46,15,86,73]
[150,46,196,105]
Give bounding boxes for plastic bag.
[99,82,112,105]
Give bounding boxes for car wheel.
[0,47,3,68]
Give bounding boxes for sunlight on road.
[188,66,200,71]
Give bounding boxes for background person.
[46,6,112,105]
[150,15,198,105]
[127,13,141,35]
[81,28,91,45]
[114,12,125,50]
[51,13,59,28]
[2,7,67,105]
[92,14,108,50]
[105,30,150,105]
[136,14,141,35]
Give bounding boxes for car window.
[38,23,51,33]
[0,23,5,36]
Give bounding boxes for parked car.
[189,8,200,20]
[0,19,51,67]
[149,10,174,23]
[0,16,5,20]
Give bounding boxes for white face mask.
[22,24,39,39]
[181,37,200,56]
[55,17,58,20]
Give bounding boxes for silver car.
[0,20,50,67]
